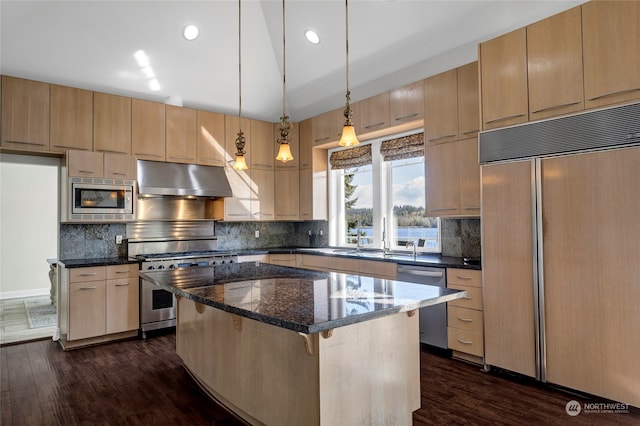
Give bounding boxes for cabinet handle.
[364,122,385,129]
[275,165,297,170]
[485,113,526,125]
[4,140,47,147]
[456,275,472,280]
[588,87,640,101]
[531,101,581,114]
[80,286,97,290]
[462,129,479,135]
[457,316,473,322]
[115,282,129,286]
[99,149,129,154]
[135,152,163,158]
[80,273,97,276]
[463,296,473,300]
[428,134,456,142]
[111,172,127,176]
[456,339,473,345]
[54,145,90,150]
[429,208,458,212]
[462,207,480,211]
[314,136,330,143]
[168,156,194,160]
[394,113,419,121]
[114,270,129,274]
[252,163,274,168]
[78,170,96,174]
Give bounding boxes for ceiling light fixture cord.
[339,0,359,147]
[234,0,248,170]
[276,0,294,162]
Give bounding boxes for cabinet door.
[132,99,165,161]
[93,92,131,154]
[390,80,424,125]
[1,75,50,151]
[479,28,529,130]
[275,121,299,170]
[106,276,139,334]
[482,160,537,378]
[50,84,93,153]
[424,69,458,144]
[224,166,252,220]
[299,119,312,170]
[458,138,480,216]
[425,141,460,216]
[103,152,136,180]
[251,169,274,220]
[166,105,196,164]
[274,170,299,220]
[527,6,584,121]
[356,92,389,135]
[225,115,252,168]
[582,1,640,109]
[312,108,343,146]
[67,149,104,178]
[250,119,275,170]
[68,279,106,340]
[299,165,327,221]
[457,62,480,139]
[196,110,226,167]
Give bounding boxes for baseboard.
[0,288,50,300]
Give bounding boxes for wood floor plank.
[1,333,639,425]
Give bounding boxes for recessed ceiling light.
[183,24,199,41]
[305,29,320,45]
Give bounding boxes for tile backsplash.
[440,218,481,258]
[59,223,127,259]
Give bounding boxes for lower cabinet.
[446,268,484,362]
[269,253,299,267]
[299,254,396,279]
[61,263,139,349]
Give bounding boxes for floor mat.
[24,298,57,328]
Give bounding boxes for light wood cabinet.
[390,80,424,125]
[165,105,196,164]
[274,170,299,220]
[105,264,139,334]
[250,168,274,220]
[250,119,275,170]
[275,121,299,170]
[527,6,584,121]
[50,84,93,153]
[424,69,458,145]
[93,92,131,154]
[1,75,50,152]
[196,110,226,167]
[132,99,165,161]
[299,152,328,221]
[479,28,529,130]
[458,138,480,215]
[269,253,298,267]
[356,92,389,136]
[456,62,480,138]
[311,108,343,146]
[66,149,104,178]
[68,267,106,341]
[298,119,312,170]
[103,152,136,180]
[222,166,252,220]
[582,1,640,109]
[238,254,269,263]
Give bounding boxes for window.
[329,131,441,253]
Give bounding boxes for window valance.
[329,144,372,170]
[380,132,424,161]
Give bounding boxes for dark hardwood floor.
[2,333,638,425]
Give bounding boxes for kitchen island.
[140,262,465,426]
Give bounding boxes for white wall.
[0,154,59,299]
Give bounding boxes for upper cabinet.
[527,6,584,121]
[66,149,135,180]
[132,99,165,161]
[250,119,275,170]
[93,92,131,155]
[479,28,529,130]
[103,152,136,180]
[356,92,390,135]
[165,105,196,164]
[196,110,226,167]
[298,119,312,170]
[582,1,640,109]
[424,62,479,144]
[50,84,93,153]
[390,80,424,125]
[1,75,50,152]
[311,108,343,146]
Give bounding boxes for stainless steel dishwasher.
[397,265,447,349]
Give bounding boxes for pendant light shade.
[276,0,294,163]
[339,0,359,147]
[233,0,248,171]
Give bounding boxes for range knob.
[169,264,176,269]
[147,265,155,270]
[220,260,226,264]
[158,264,165,270]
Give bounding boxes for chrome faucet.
[382,216,389,254]
[406,240,417,258]
[356,220,361,252]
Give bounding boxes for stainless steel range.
[127,221,238,337]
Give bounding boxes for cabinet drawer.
[106,263,138,279]
[447,306,483,333]
[69,266,106,283]
[358,259,396,279]
[269,254,297,266]
[301,254,358,273]
[447,284,483,310]
[447,268,482,287]
[448,327,484,357]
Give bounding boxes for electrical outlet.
[319,229,323,236]
[115,235,123,244]
[255,230,260,238]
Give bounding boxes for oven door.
[140,278,176,331]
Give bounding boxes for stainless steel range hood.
[137,160,232,198]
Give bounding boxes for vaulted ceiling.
[1,1,585,122]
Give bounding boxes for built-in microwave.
[63,177,135,222]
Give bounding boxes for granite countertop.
[57,257,139,268]
[139,262,466,334]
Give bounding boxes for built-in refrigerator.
[479,101,640,407]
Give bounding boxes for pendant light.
[339,0,359,147]
[233,0,248,171]
[276,0,294,163]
